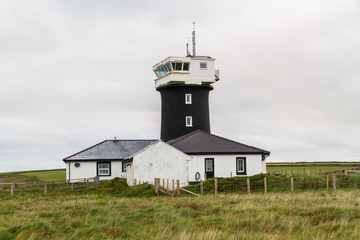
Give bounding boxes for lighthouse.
[153,25,220,141]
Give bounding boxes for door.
[205,158,214,179]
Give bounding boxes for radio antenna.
[192,22,196,56]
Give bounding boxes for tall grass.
[1,191,360,239]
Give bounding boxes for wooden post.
[247,178,251,195]
[84,178,86,185]
[86,180,89,189]
[214,179,218,196]
[303,168,305,176]
[319,168,322,176]
[134,179,137,186]
[326,175,329,193]
[11,183,14,196]
[307,170,310,177]
[345,170,348,176]
[167,179,169,191]
[200,180,204,196]
[230,172,232,178]
[290,177,294,194]
[154,178,159,195]
[44,183,47,194]
[0,178,3,190]
[204,174,207,181]
[162,179,164,188]
[333,175,336,192]
[264,177,267,195]
[172,180,175,193]
[71,183,74,191]
[177,180,180,195]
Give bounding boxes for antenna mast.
[192,22,196,57]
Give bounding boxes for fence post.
[86,180,89,189]
[200,180,204,196]
[264,177,267,195]
[290,177,294,194]
[0,178,3,190]
[345,170,348,176]
[247,178,251,195]
[307,170,310,177]
[319,168,322,176]
[44,183,47,194]
[326,175,329,193]
[172,180,175,193]
[303,168,305,176]
[162,179,164,188]
[167,179,169,191]
[204,174,207,181]
[333,175,336,192]
[230,172,232,178]
[71,183,74,191]
[95,176,99,186]
[11,183,14,196]
[154,178,159,195]
[177,180,180,195]
[214,179,218,196]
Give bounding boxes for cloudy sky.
[1,0,360,172]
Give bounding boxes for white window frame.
[200,62,207,70]
[185,116,193,127]
[98,162,111,176]
[236,157,246,175]
[185,94,192,104]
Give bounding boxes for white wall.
[128,141,191,187]
[66,161,125,183]
[188,154,264,182]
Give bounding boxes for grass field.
[1,167,360,239]
[267,162,360,175]
[0,169,65,183]
[1,190,360,239]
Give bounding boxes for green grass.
[267,162,360,175]
[0,169,65,183]
[1,190,360,239]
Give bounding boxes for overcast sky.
[1,0,360,172]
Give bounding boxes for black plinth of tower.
[157,84,213,141]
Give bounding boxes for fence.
[0,177,99,196]
[153,175,360,197]
[268,167,360,176]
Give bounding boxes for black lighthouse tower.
[153,28,219,141]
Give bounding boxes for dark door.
[205,158,214,179]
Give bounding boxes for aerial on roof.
[168,130,270,156]
[63,140,157,161]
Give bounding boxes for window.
[236,157,246,175]
[185,94,192,104]
[122,162,127,172]
[183,62,190,71]
[200,62,207,69]
[97,162,111,176]
[186,116,192,127]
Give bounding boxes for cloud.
[0,0,360,172]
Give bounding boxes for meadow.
[1,166,360,239]
[1,189,360,239]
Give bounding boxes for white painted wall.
[127,141,191,187]
[188,154,265,182]
[66,161,125,183]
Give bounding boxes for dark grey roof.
[63,140,157,161]
[168,130,270,155]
